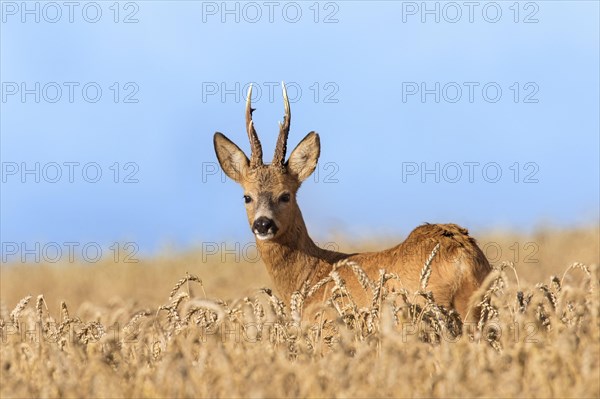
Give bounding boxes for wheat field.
[1,226,599,398]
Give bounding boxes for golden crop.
[1,226,598,398]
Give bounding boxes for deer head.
[213,83,320,242]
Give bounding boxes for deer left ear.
[287,132,320,182]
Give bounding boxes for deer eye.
[279,193,291,203]
[243,195,252,204]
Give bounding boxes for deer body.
[255,202,489,316]
[214,84,491,319]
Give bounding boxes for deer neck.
[255,208,345,299]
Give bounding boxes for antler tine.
[246,84,263,167]
[272,81,291,167]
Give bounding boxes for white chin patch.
[254,231,275,240]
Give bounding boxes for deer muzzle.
[252,216,278,240]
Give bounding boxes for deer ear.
[214,132,249,183]
[287,132,320,182]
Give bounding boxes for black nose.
[252,217,277,235]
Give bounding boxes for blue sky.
[1,1,599,257]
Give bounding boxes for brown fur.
[214,85,491,320]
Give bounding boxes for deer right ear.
[287,132,320,182]
[214,132,250,183]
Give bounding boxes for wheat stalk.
[259,288,286,318]
[306,276,334,298]
[169,272,204,299]
[10,295,32,326]
[420,243,440,290]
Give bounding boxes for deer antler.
[272,82,291,167]
[246,84,263,168]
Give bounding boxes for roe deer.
[213,83,491,319]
